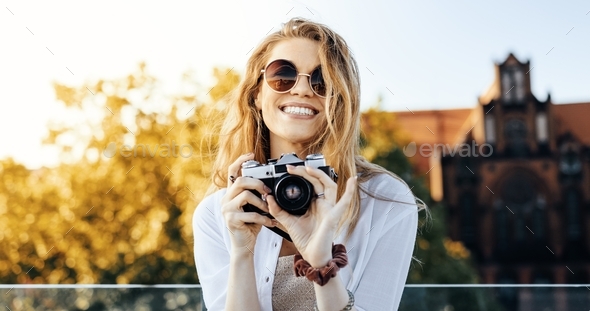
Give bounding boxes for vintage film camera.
[241,153,337,216]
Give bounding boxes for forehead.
[266,38,321,71]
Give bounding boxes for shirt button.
[274,243,277,247]
[265,277,270,282]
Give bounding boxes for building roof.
[552,102,590,146]
[393,108,474,145]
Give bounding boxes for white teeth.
[282,106,315,116]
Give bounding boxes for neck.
[269,137,310,161]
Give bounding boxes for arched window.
[504,119,528,157]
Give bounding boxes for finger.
[224,176,271,205]
[227,152,254,187]
[232,190,270,214]
[230,212,275,228]
[287,165,337,201]
[333,176,357,213]
[266,195,297,228]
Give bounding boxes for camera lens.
[283,184,302,200]
[274,174,313,215]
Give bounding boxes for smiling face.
[255,38,326,159]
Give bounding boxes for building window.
[485,115,496,144]
[504,119,528,157]
[460,193,476,245]
[502,66,525,104]
[566,189,581,240]
[535,112,548,142]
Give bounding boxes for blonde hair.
[208,18,425,238]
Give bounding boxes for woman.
[193,18,423,311]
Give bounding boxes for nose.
[290,73,314,97]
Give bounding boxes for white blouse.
[193,173,419,311]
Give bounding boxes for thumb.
[266,195,292,226]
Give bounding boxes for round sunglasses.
[260,59,326,98]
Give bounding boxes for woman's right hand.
[221,153,276,253]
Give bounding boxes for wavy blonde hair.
[208,18,424,238]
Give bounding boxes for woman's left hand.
[267,165,357,268]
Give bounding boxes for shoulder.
[193,188,227,224]
[360,172,416,205]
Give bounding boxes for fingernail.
[286,164,295,169]
[264,185,272,193]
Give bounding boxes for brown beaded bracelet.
[293,243,348,286]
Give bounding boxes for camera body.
[241,153,337,216]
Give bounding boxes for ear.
[254,88,262,110]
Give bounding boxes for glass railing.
[1,284,589,310]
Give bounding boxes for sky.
[1,0,589,169]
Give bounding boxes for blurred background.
[1,0,589,310]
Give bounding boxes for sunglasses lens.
[310,68,326,97]
[265,60,297,92]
